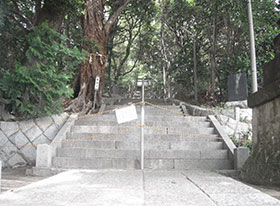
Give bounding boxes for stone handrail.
[35,113,78,169]
[208,115,236,159]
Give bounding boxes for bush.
[0,23,86,119]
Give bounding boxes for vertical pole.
[140,79,145,170]
[93,91,97,111]
[247,0,258,93]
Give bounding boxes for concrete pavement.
[0,170,279,206]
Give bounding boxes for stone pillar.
[234,107,240,121]
[240,29,280,186]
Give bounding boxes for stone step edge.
[53,156,229,161]
[57,148,227,152]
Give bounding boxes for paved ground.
[0,169,280,206]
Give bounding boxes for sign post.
[93,76,100,110]
[140,78,145,170]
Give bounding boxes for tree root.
[65,97,99,114]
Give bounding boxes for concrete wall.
[0,113,69,168]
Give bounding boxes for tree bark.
[68,0,130,113]
[193,39,198,102]
[160,0,170,98]
[34,0,66,32]
[209,17,218,97]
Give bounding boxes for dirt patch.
[1,167,47,193]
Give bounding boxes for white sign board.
[95,76,100,91]
[115,104,138,124]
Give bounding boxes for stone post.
[234,147,249,170]
[234,107,240,121]
[36,144,52,168]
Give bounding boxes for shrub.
[0,23,86,119]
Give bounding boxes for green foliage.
[231,138,253,151]
[230,128,253,151]
[131,0,279,102]
[0,23,86,118]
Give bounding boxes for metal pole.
[140,79,145,170]
[247,0,258,93]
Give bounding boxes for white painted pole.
[247,0,258,93]
[140,79,145,170]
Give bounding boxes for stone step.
[61,140,224,151]
[76,114,207,122]
[56,148,228,160]
[66,133,220,142]
[52,157,232,170]
[74,120,212,128]
[80,105,183,112]
[146,159,233,170]
[106,105,179,109]
[70,125,216,135]
[52,157,138,169]
[116,99,175,105]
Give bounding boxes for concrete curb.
[208,115,250,170]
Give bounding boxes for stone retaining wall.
[0,113,69,168]
[240,30,280,186]
[179,100,252,120]
[176,100,252,140]
[216,115,252,140]
[241,95,280,186]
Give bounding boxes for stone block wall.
[0,113,69,168]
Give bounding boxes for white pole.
[247,0,258,93]
[140,79,145,170]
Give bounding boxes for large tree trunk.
[193,39,198,102]
[209,17,218,97]
[68,0,130,113]
[160,0,170,99]
[34,0,65,32]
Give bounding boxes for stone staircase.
[52,103,233,170]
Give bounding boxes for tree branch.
[10,15,30,33]
[121,59,138,76]
[104,0,130,35]
[34,0,42,24]
[10,0,33,30]
[9,10,33,30]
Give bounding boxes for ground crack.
[181,172,219,206]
